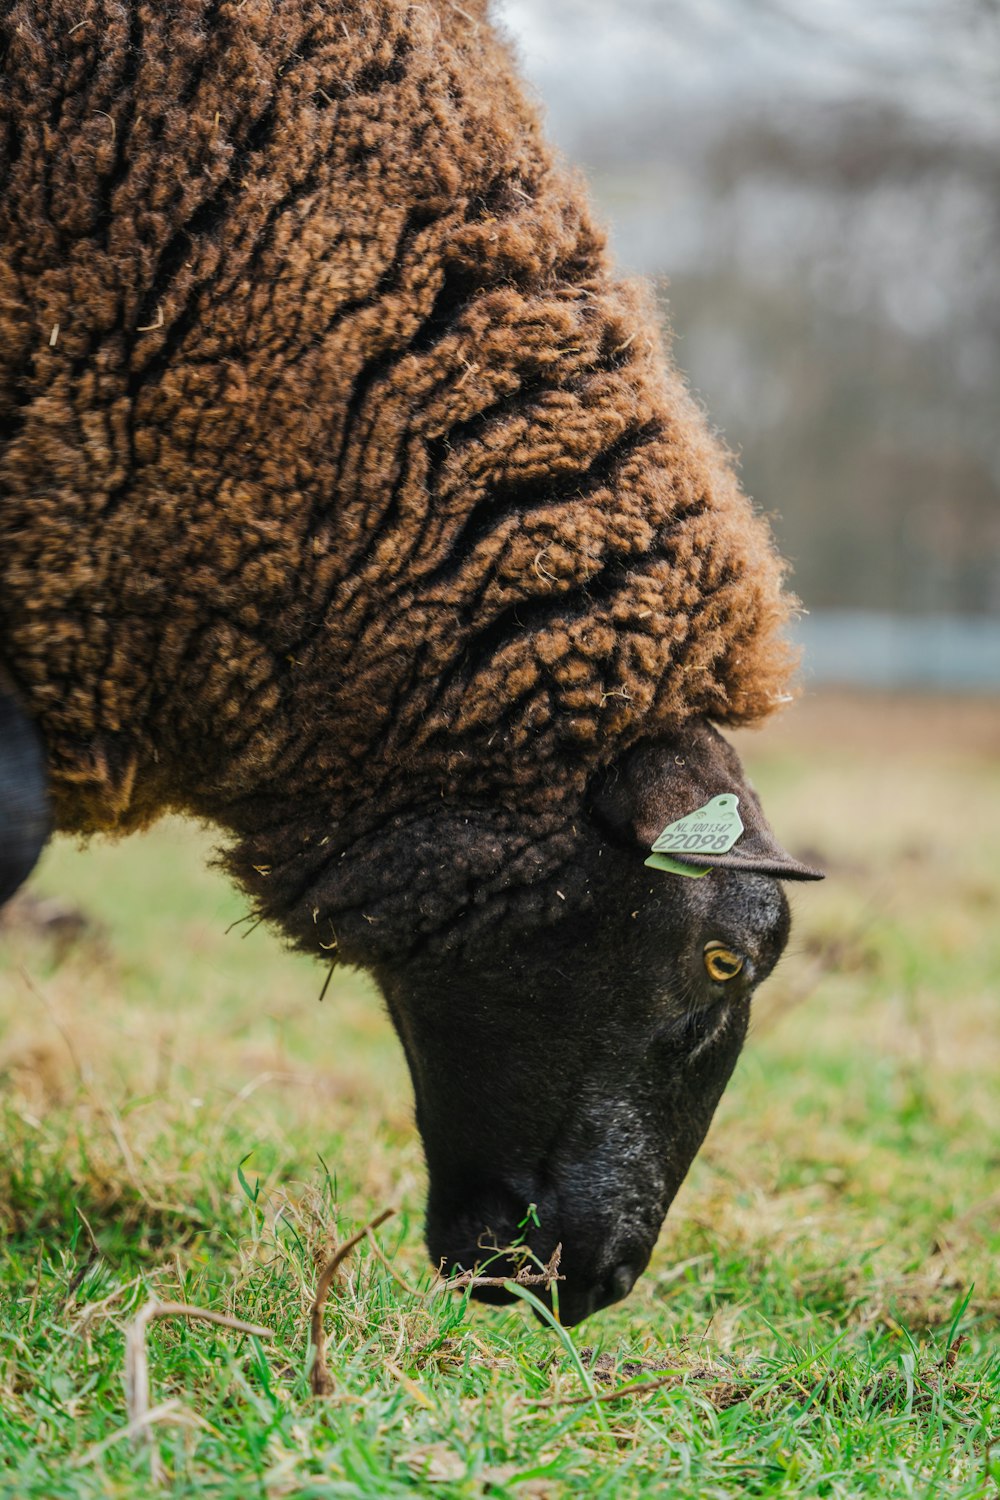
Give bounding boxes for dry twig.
[436,1243,564,1295]
[73,1272,160,1335]
[125,1300,274,1483]
[309,1208,396,1396]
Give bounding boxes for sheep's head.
[270,720,820,1325]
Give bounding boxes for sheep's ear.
[589,720,823,882]
[0,683,51,907]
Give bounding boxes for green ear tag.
[644,794,744,878]
[644,851,712,878]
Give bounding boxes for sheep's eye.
[703,942,744,983]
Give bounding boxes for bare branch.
[437,1242,564,1294]
[125,1299,274,1482]
[309,1208,396,1397]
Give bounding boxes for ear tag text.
[644,794,743,878]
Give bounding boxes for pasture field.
[0,691,997,1497]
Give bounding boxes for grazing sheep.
[0,0,821,1321]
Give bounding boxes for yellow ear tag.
[644,794,743,878]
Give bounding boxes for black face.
[229,718,819,1324]
[376,830,792,1326]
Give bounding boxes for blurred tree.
[499,0,1000,622]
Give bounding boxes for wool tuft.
[0,0,797,938]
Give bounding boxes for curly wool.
[0,0,796,942]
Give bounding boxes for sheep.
[0,0,821,1322]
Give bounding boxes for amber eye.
[703,942,745,983]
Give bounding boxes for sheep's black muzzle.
[425,1174,659,1326]
[551,1260,644,1326]
[463,1257,644,1327]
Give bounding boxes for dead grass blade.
[531,1370,685,1409]
[17,965,199,1220]
[76,1399,187,1468]
[364,1225,425,1297]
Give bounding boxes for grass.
[0,691,997,1497]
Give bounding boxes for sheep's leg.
[0,684,50,907]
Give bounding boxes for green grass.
[0,698,997,1496]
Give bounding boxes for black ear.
[590,720,823,883]
[0,682,51,907]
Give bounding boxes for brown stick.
[437,1242,564,1294]
[309,1208,396,1396]
[125,1300,274,1483]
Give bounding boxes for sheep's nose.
[606,1261,640,1304]
[556,1261,641,1326]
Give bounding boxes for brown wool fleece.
[0,0,796,949]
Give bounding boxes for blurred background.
[497,0,1000,691]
